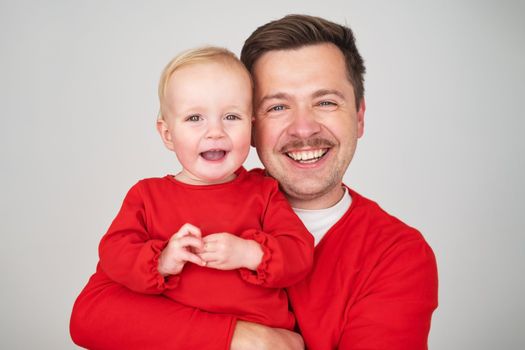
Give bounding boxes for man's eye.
[186,115,201,122]
[318,101,337,107]
[268,105,285,112]
[225,114,240,120]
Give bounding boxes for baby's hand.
[198,233,263,271]
[158,223,206,276]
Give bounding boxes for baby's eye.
[225,114,241,121]
[186,115,202,122]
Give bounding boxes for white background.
[1,0,524,348]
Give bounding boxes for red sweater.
[98,167,313,329]
[71,186,437,350]
[288,188,438,349]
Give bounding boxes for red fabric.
[70,183,437,350]
[70,271,237,350]
[96,167,313,330]
[287,188,438,350]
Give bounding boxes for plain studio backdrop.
[1,0,524,348]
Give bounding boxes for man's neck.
[287,185,346,210]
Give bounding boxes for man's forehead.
[253,45,347,81]
[251,48,354,108]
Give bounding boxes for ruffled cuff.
[150,240,180,290]
[238,229,274,285]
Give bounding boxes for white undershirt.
[293,187,352,245]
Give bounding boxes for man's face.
[252,43,365,209]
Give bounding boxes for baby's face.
[160,61,253,185]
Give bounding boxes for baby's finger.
[174,236,203,251]
[180,251,206,267]
[176,223,202,238]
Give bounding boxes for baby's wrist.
[157,260,170,277]
[157,252,175,277]
[243,240,263,270]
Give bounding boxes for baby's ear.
[156,119,175,151]
[250,115,256,147]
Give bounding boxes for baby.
[97,47,313,329]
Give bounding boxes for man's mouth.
[286,149,328,163]
[200,150,227,161]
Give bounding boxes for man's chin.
[281,178,339,203]
[263,163,338,206]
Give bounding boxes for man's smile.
[286,149,329,163]
[279,137,335,164]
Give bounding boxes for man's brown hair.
[241,14,366,109]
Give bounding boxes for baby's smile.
[200,149,228,161]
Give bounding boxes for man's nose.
[286,108,322,138]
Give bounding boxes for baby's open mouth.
[200,150,227,161]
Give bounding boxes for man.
[71,14,438,350]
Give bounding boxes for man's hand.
[158,223,206,276]
[198,233,263,270]
[230,321,304,350]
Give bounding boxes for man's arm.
[70,273,303,349]
[70,273,236,350]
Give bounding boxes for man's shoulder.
[340,188,429,249]
[326,188,436,283]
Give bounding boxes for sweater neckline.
[164,167,247,190]
[314,185,360,248]
[293,186,352,245]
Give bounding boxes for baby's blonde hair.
[157,46,251,121]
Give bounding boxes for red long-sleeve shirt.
[71,185,437,350]
[97,167,313,329]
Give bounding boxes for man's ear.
[156,118,175,151]
[357,98,366,138]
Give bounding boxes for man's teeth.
[287,149,327,162]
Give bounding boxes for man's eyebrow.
[312,89,346,99]
[258,92,290,105]
[257,89,346,105]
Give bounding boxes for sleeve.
[70,272,236,350]
[98,182,177,294]
[338,237,438,350]
[238,182,314,288]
